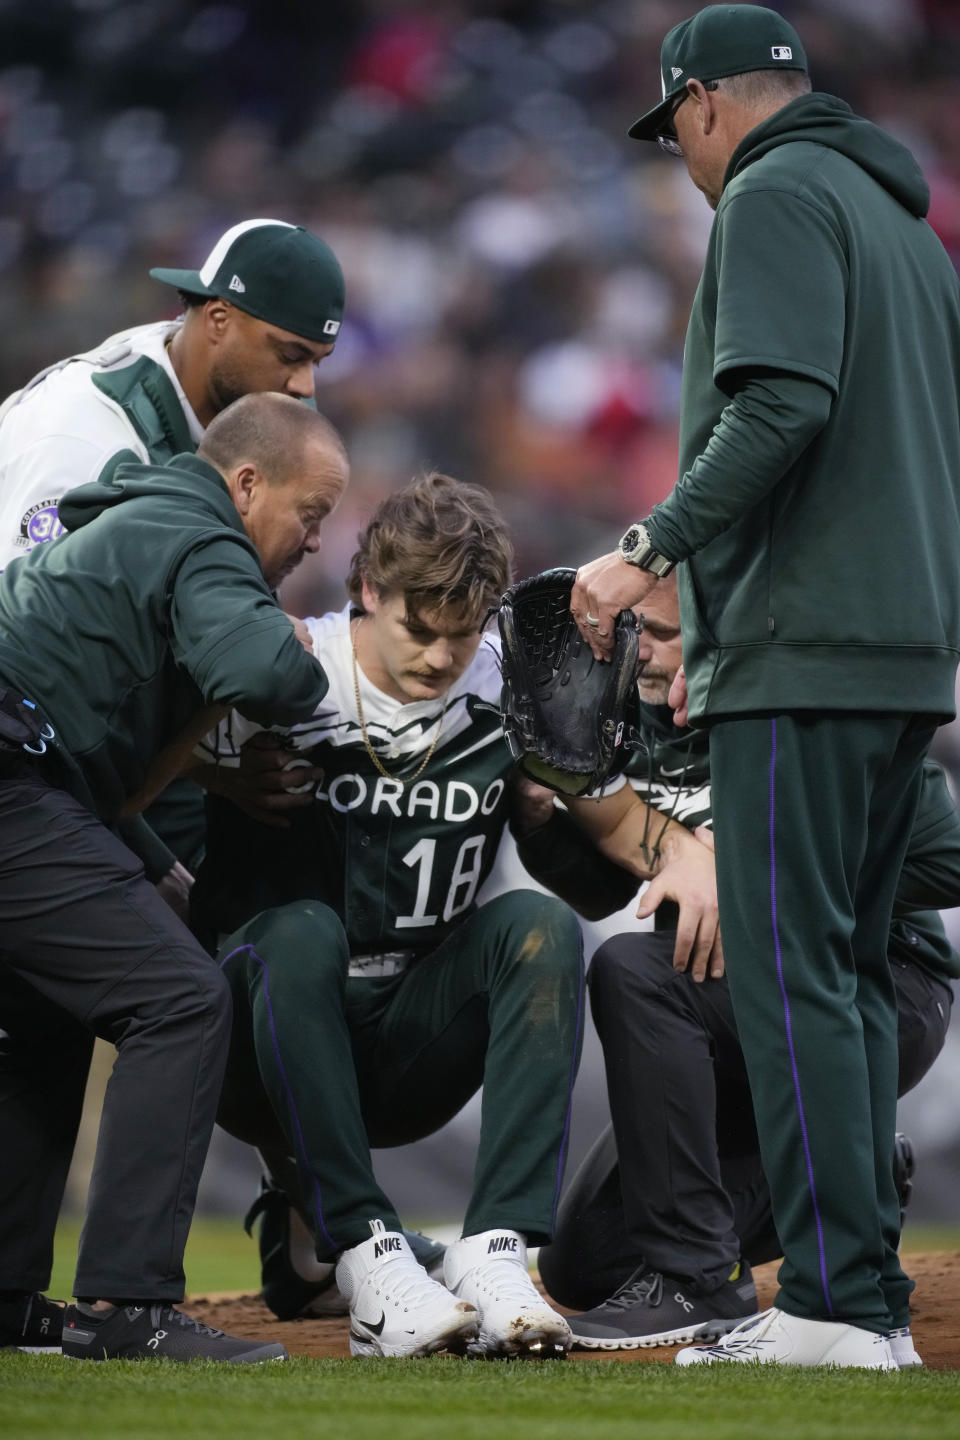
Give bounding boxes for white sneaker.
[675,1307,896,1369]
[335,1220,478,1358]
[888,1325,923,1368]
[443,1229,572,1359]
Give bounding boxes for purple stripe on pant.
[220,943,336,1252]
[768,718,833,1316]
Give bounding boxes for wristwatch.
[617,521,676,576]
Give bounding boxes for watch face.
[621,527,641,554]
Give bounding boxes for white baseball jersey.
[0,319,203,572]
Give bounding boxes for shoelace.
[466,1255,540,1305]
[604,1270,664,1312]
[375,1255,451,1311]
[152,1304,228,1339]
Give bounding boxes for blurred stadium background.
[6,0,959,1230]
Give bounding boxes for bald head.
[198,391,347,485]
[200,393,350,588]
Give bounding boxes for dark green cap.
[628,4,807,141]
[150,218,345,344]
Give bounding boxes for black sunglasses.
[656,80,718,156]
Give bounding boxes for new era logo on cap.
[671,66,683,79]
[771,45,793,59]
[228,274,246,293]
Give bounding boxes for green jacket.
[645,93,960,721]
[0,452,328,822]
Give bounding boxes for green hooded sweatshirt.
[0,452,328,821]
[644,93,960,722]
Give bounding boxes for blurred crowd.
[2,0,960,614]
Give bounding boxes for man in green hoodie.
[571,5,960,1368]
[0,391,348,1361]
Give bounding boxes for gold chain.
[350,616,448,786]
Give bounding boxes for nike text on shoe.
[888,1325,923,1368]
[675,1307,897,1369]
[0,1292,64,1353]
[335,1219,477,1358]
[443,1228,571,1360]
[60,1302,287,1363]
[244,1179,346,1319]
[569,1263,759,1350]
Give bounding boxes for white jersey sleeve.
[0,320,184,573]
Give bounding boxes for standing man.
[191,474,719,1359]
[572,5,960,1368]
[0,393,349,1361]
[531,577,956,1370]
[0,215,345,883]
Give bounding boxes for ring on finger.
[585,613,601,627]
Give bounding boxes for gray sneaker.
[569,1264,759,1350]
[61,1302,287,1363]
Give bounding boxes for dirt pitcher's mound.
[188,1250,959,1369]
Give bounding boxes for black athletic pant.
[538,928,951,1311]
[0,767,231,1301]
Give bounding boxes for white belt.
[348,951,414,978]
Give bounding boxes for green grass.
[18,1219,955,1440]
[1,1354,959,1440]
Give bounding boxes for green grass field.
[2,1351,959,1440]
[0,1219,955,1440]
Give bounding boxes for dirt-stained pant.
[216,890,584,1257]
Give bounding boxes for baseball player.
[531,575,957,1369]
[0,215,345,887]
[0,392,349,1360]
[190,474,720,1360]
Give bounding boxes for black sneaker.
[894,1132,916,1232]
[0,1292,64,1352]
[569,1264,759,1350]
[60,1302,287,1363]
[244,1179,448,1320]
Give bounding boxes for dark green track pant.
[216,890,584,1258]
[709,711,937,1333]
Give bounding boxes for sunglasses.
[656,80,718,156]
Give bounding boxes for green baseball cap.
[150,218,345,344]
[628,4,807,141]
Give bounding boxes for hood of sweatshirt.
[57,451,245,536]
[725,91,930,218]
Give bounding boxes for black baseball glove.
[495,567,641,796]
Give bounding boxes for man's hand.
[201,734,322,828]
[571,552,657,660]
[508,772,558,838]
[155,860,194,924]
[635,824,723,981]
[285,613,314,655]
[669,664,689,727]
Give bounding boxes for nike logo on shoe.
[354,1312,387,1335]
[373,1238,402,1258]
[487,1236,518,1254]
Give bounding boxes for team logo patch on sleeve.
[16,500,65,549]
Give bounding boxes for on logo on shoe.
[487,1236,518,1253]
[373,1237,402,1259]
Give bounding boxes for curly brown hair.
[347,472,514,628]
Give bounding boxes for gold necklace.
[351,616,448,786]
